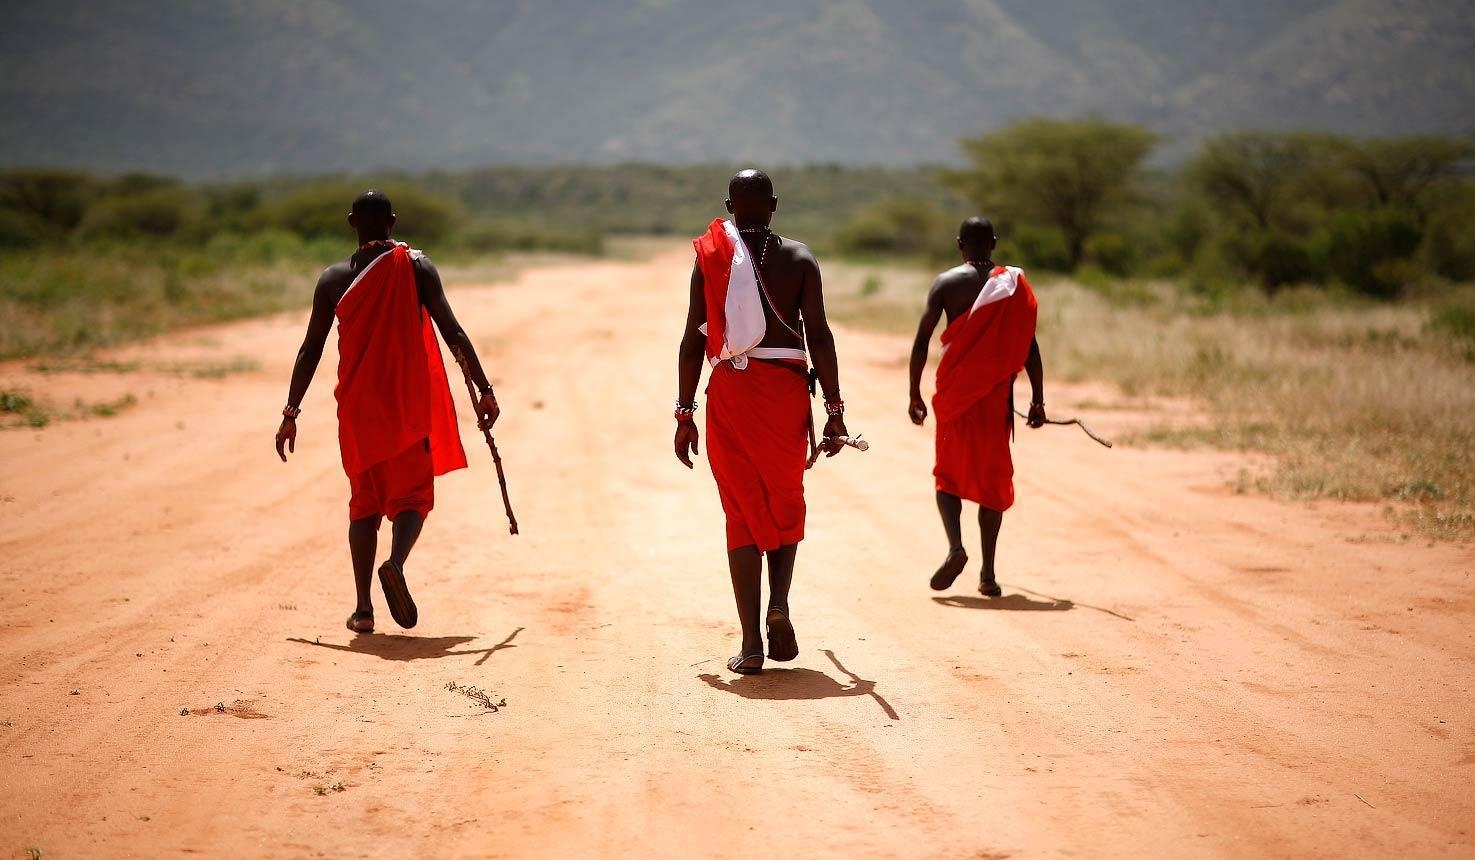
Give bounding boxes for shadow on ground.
[700,648,899,720]
[933,594,1074,612]
[933,585,1134,621]
[288,627,523,664]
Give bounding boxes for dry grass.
[827,259,1475,540]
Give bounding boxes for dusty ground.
[1,246,1472,859]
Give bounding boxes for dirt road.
[2,247,1472,858]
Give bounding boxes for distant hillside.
[1,0,1471,177]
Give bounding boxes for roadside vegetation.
[825,119,1475,540]
[3,120,1472,536]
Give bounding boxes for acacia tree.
[951,118,1158,271]
[1336,135,1475,223]
[1185,132,1342,232]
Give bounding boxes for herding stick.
[451,347,520,535]
[1013,408,1113,448]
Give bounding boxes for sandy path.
[1,246,1471,859]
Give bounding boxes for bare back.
[744,232,817,351]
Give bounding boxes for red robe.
[695,222,809,552]
[932,266,1038,511]
[334,245,466,515]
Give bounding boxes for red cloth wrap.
[932,268,1038,511]
[348,437,435,521]
[334,245,466,515]
[693,218,735,363]
[706,360,809,552]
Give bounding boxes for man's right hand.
[674,422,700,469]
[275,418,297,462]
[908,394,928,426]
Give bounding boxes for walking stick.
[451,347,519,535]
[1013,408,1113,448]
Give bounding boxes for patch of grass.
[28,357,141,374]
[313,782,346,796]
[84,393,138,418]
[155,357,260,379]
[0,388,51,428]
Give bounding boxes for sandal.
[377,560,419,629]
[727,653,764,675]
[766,608,799,662]
[346,609,375,634]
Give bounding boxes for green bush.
[0,169,94,238]
[1084,231,1137,277]
[77,187,200,240]
[1315,208,1423,298]
[264,183,461,244]
[1225,230,1316,292]
[1427,301,1475,342]
[1008,225,1072,272]
[833,199,950,260]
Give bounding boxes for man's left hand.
[477,391,500,430]
[822,414,849,457]
[1027,402,1047,429]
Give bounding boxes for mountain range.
[1,0,1471,177]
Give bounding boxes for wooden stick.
[451,347,519,535]
[1013,408,1113,448]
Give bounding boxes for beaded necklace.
[738,225,771,269]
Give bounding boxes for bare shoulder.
[316,260,354,292]
[931,263,974,292]
[774,235,817,267]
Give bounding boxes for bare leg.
[979,506,1003,596]
[765,543,800,661]
[930,491,969,590]
[766,543,797,615]
[388,510,425,568]
[727,545,765,672]
[378,510,425,629]
[936,490,964,551]
[348,516,380,613]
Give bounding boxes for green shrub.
[1315,208,1423,299]
[1084,231,1136,277]
[264,183,461,244]
[78,187,200,240]
[1008,225,1072,272]
[1427,302,1475,342]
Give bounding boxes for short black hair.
[728,169,774,200]
[351,188,393,220]
[959,216,996,247]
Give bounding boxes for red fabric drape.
[333,245,467,479]
[705,361,809,552]
[932,268,1038,424]
[931,268,1038,510]
[693,218,735,364]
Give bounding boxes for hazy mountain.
[1,0,1470,177]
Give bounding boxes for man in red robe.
[674,169,849,675]
[275,190,499,633]
[908,217,1045,597]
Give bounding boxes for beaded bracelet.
[824,399,845,418]
[674,400,698,422]
[282,404,301,420]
